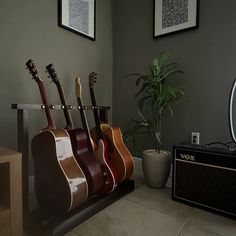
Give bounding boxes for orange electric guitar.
[76,77,116,194]
[26,59,88,215]
[89,72,134,181]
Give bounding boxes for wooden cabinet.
[0,146,22,236]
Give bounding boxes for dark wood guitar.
[89,72,135,181]
[26,59,88,215]
[76,77,116,194]
[45,63,104,196]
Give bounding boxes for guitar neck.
[55,82,74,130]
[38,81,56,130]
[77,97,93,152]
[89,87,104,139]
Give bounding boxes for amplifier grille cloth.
[175,161,236,214]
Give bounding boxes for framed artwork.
[153,0,199,39]
[58,0,96,41]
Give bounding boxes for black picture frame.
[58,0,96,41]
[153,0,199,39]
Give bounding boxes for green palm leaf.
[124,51,185,153]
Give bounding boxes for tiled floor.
[24,175,236,236]
[65,175,236,236]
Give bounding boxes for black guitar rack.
[12,103,135,235]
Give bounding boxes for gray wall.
[113,0,236,157]
[1,0,236,161]
[0,0,113,173]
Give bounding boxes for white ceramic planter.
[142,149,171,188]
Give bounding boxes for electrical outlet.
[191,132,200,145]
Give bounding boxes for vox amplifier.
[172,143,236,217]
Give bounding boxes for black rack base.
[25,179,135,236]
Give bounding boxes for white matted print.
[59,0,96,41]
[154,0,199,38]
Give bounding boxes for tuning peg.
[61,105,65,109]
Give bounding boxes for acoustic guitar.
[45,63,104,196]
[89,72,135,181]
[76,77,116,194]
[26,59,88,215]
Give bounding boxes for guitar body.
[91,126,126,183]
[68,128,104,196]
[93,139,116,194]
[103,125,134,179]
[32,128,88,216]
[70,128,116,195]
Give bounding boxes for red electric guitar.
[45,63,104,196]
[89,72,134,182]
[76,77,116,194]
[26,59,88,215]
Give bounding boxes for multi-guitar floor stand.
[12,104,135,235]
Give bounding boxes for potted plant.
[124,51,185,188]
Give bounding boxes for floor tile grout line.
[125,197,194,236]
[124,197,163,213]
[65,206,109,233]
[175,215,191,236]
[124,193,189,213]
[124,197,189,219]
[66,198,126,233]
[124,196,196,236]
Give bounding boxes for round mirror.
[229,79,236,144]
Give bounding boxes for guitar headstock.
[26,59,42,83]
[88,72,97,89]
[75,77,82,98]
[45,63,59,84]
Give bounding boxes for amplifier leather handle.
[205,142,231,151]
